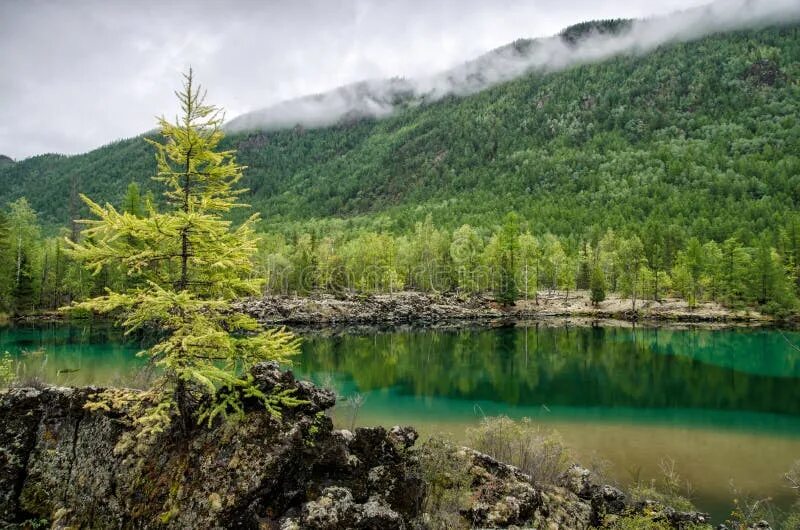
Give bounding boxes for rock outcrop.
[0,364,424,529]
[236,291,769,328]
[236,291,502,326]
[1,363,710,529]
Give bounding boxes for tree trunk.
[653,268,659,302]
[16,233,22,285]
[179,148,192,291]
[53,247,62,309]
[175,378,191,434]
[39,249,49,309]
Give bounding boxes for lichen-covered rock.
[388,425,418,449]
[299,486,357,528]
[459,448,592,529]
[635,499,712,528]
[716,521,772,530]
[586,485,627,526]
[1,367,714,529]
[532,486,593,530]
[0,363,421,529]
[460,447,542,527]
[0,387,49,519]
[281,486,405,529]
[562,463,594,497]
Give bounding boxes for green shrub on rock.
[466,415,571,485]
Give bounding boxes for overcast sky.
[0,0,718,160]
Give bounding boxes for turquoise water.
[3,321,800,519]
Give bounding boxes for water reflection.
[299,323,800,423]
[3,321,800,519]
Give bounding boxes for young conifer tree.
[0,212,10,308]
[497,212,520,305]
[590,265,606,306]
[66,70,300,440]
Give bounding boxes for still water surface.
[2,321,800,519]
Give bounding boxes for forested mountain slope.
[1,23,799,245]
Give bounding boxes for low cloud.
[1,0,797,158]
[227,0,800,134]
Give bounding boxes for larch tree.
[121,181,144,217]
[618,236,646,312]
[12,250,35,316]
[450,224,484,294]
[0,212,10,309]
[7,198,41,291]
[65,70,301,445]
[590,265,606,306]
[517,231,540,303]
[496,212,520,305]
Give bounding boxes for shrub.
[608,515,711,529]
[2,348,51,390]
[780,461,800,529]
[628,457,696,512]
[609,515,672,529]
[0,351,15,388]
[417,437,471,530]
[466,416,571,485]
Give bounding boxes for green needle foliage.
[590,265,607,306]
[496,213,520,305]
[65,70,301,443]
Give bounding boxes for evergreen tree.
[290,233,317,293]
[590,265,606,306]
[559,254,577,301]
[8,198,41,289]
[576,249,591,290]
[618,236,646,311]
[314,236,345,293]
[541,233,567,292]
[0,212,10,309]
[66,70,301,444]
[121,181,144,217]
[496,213,519,305]
[673,238,705,308]
[748,236,796,313]
[720,237,749,304]
[12,250,35,316]
[643,219,665,301]
[517,231,540,302]
[451,224,484,294]
[404,215,450,292]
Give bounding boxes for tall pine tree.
[66,70,301,444]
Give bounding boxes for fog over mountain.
[2,0,798,159]
[226,0,800,133]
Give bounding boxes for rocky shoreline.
[0,363,714,529]
[11,290,774,330]
[236,290,772,328]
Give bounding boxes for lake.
[2,320,800,520]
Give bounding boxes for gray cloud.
[0,0,767,159]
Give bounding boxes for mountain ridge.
[0,22,798,247]
[225,19,634,135]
